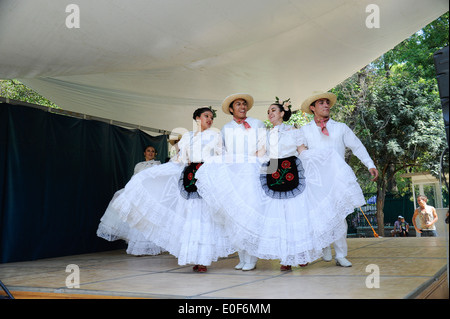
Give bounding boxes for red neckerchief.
[314,117,330,136]
[233,116,251,129]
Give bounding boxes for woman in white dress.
[196,100,366,270]
[97,145,162,256]
[111,107,235,272]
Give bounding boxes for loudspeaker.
[433,46,449,147]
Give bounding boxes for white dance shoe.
[235,261,245,270]
[242,263,256,271]
[335,257,352,267]
[235,251,257,271]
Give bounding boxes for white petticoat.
[97,189,165,256]
[110,162,236,266]
[195,149,366,265]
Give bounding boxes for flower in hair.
[208,106,217,118]
[275,97,292,111]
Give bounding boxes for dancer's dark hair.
[271,103,292,121]
[193,107,215,120]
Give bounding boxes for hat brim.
[168,135,182,145]
[222,93,254,114]
[300,92,337,114]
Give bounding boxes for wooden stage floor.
[0,237,448,300]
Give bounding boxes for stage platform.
[0,237,448,299]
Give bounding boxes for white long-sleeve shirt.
[177,129,223,164]
[266,123,303,159]
[299,119,375,169]
[221,117,266,156]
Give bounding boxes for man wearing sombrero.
[220,93,266,271]
[220,93,266,158]
[299,91,378,267]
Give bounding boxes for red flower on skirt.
[272,171,280,179]
[187,172,194,180]
[286,173,295,181]
[281,160,291,169]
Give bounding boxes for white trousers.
[332,220,348,258]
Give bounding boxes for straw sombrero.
[221,93,254,114]
[300,91,337,114]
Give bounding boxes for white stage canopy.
[0,0,448,134]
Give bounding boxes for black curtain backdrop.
[0,103,168,263]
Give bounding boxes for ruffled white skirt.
[110,162,235,266]
[97,189,165,256]
[195,149,366,265]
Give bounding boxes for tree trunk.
[376,177,386,237]
[386,163,398,192]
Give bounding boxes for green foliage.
[0,79,59,108]
[372,12,449,80]
[364,74,445,165]
[264,109,313,128]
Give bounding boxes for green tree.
[369,74,443,235]
[0,79,59,108]
[373,12,448,81]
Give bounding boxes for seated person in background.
[391,215,409,237]
[134,145,161,174]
